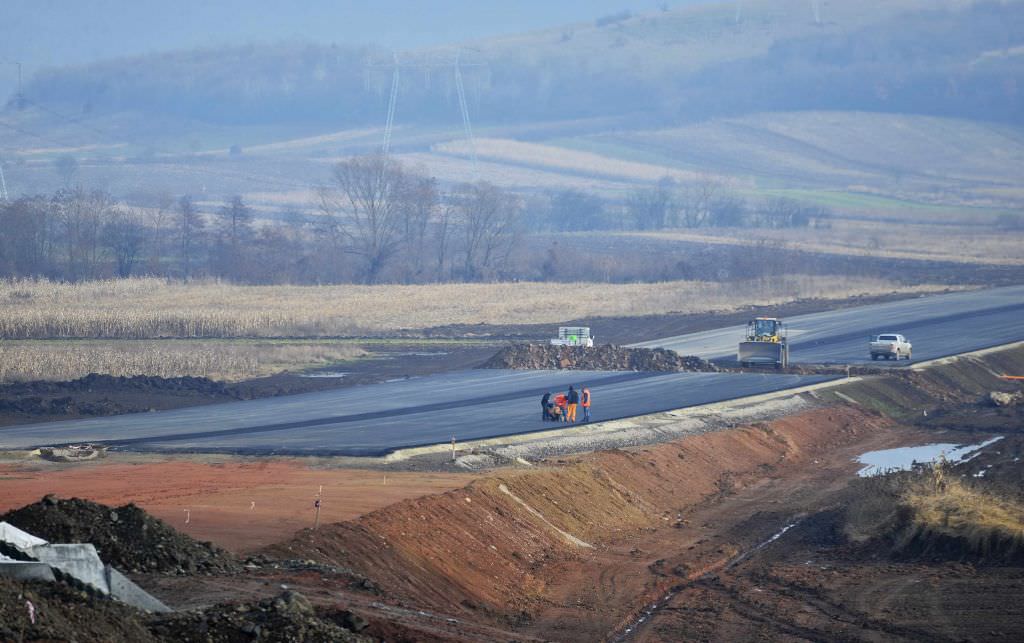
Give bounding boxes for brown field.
[628,220,1024,266]
[0,455,473,552]
[434,137,737,185]
[0,277,957,339]
[0,340,367,383]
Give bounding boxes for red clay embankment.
[267,405,895,628]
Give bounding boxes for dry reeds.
[0,340,367,382]
[0,277,954,340]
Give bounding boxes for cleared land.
[0,277,956,339]
[0,456,474,552]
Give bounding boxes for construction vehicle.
[738,317,789,368]
[550,327,594,347]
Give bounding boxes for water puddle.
[855,437,1003,477]
[299,371,350,379]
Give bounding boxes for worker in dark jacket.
[566,385,580,423]
[541,392,552,421]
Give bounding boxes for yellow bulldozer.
[737,317,789,368]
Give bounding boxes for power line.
[367,47,487,178]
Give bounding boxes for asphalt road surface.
[633,285,1024,365]
[0,370,834,456]
[2,286,1021,457]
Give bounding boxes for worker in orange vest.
[553,392,568,422]
[566,385,579,423]
[581,386,592,423]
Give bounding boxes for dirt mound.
[148,590,370,642]
[1,495,239,575]
[0,577,157,642]
[481,343,716,372]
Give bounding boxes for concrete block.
[106,565,171,613]
[28,543,110,594]
[0,560,57,583]
[0,521,48,551]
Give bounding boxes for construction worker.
[554,392,568,422]
[566,385,579,423]
[581,385,591,422]
[541,392,552,421]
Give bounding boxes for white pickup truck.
[870,333,912,360]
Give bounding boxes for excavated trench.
[267,345,1024,641]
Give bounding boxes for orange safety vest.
[581,388,591,407]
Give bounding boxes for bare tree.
[626,177,675,230]
[398,174,438,282]
[450,181,523,280]
[707,193,747,227]
[217,195,253,245]
[0,197,54,277]
[50,188,113,280]
[178,195,204,280]
[678,174,720,228]
[142,192,175,274]
[320,154,408,284]
[103,208,147,277]
[215,195,253,279]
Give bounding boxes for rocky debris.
[1,496,239,575]
[147,590,371,642]
[481,344,716,372]
[989,390,1023,407]
[0,577,158,642]
[0,395,127,417]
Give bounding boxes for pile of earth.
[1,495,239,575]
[1,578,370,642]
[0,576,158,642]
[0,373,237,397]
[148,590,371,642]
[480,343,717,372]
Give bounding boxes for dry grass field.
[626,221,1024,266]
[434,138,733,185]
[0,277,957,340]
[0,340,367,382]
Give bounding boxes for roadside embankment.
[266,405,892,629]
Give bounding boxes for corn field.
[0,277,955,340]
[0,340,367,383]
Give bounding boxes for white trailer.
[550,327,594,347]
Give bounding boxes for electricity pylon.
[367,48,489,175]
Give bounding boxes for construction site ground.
[1,344,1022,641]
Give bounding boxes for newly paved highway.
[1,286,1020,456]
[634,285,1024,365]
[0,370,833,456]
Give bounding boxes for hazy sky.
[1,0,686,96]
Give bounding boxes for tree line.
[0,155,524,284]
[0,155,832,285]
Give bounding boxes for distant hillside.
[11,0,1024,133]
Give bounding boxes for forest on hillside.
[12,2,1024,130]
